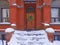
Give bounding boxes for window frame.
[54,31,60,41]
[51,7,60,24]
[0,8,10,24]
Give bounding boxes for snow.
[0,40,6,45]
[11,24,16,26]
[45,28,55,33]
[53,40,60,45]
[12,3,17,6]
[5,28,15,33]
[50,22,60,24]
[0,40,60,45]
[0,22,10,24]
[43,23,49,26]
[0,30,60,45]
[0,40,2,45]
[7,30,52,45]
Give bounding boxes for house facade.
[0,0,10,31]
[0,0,60,41]
[8,0,51,30]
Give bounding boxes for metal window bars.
[51,17,60,23]
[0,32,7,45]
[2,17,9,22]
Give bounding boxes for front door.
[25,4,36,30]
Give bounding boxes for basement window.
[51,8,60,24]
[0,8,10,24]
[54,35,60,41]
[54,32,60,41]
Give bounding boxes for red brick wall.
[43,6,51,23]
[0,0,55,30]
[16,0,25,30]
[1,0,59,31]
[2,0,54,42]
[42,0,51,23]
[0,24,10,29]
[0,24,10,32]
[9,0,52,30]
[36,0,43,29]
[51,25,60,29]
[0,0,58,30]
[47,32,54,42]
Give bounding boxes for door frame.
[24,4,36,30]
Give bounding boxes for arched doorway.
[25,4,36,30]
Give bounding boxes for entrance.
[25,4,36,30]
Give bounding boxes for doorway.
[25,4,36,30]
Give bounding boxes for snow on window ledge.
[0,22,10,24]
[50,22,60,24]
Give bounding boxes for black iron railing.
[2,17,9,22]
[0,32,7,45]
[51,17,60,23]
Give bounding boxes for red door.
[25,4,36,30]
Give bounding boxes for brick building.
[0,0,60,41]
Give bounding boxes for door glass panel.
[26,6,34,12]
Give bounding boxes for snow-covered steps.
[8,30,53,45]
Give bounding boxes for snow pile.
[45,28,55,33]
[5,28,15,33]
[43,23,49,26]
[0,40,2,45]
[8,30,52,45]
[0,40,60,45]
[53,41,60,45]
[11,24,16,26]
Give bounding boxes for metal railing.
[51,17,60,23]
[0,32,7,45]
[2,17,9,22]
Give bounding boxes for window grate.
[51,17,60,23]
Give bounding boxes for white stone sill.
[0,22,10,24]
[50,23,60,24]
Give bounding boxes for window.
[26,6,34,12]
[54,35,60,41]
[54,32,60,41]
[1,8,9,22]
[51,8,60,23]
